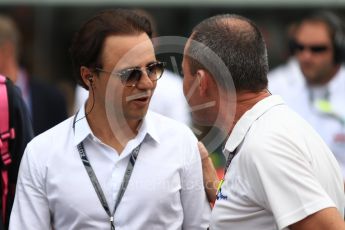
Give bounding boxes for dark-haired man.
[10,9,210,229]
[183,14,345,229]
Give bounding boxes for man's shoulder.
[243,104,325,159]
[252,103,310,135]
[28,116,74,151]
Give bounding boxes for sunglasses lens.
[118,62,165,86]
[147,62,164,80]
[119,69,142,86]
[293,41,329,53]
[127,70,142,85]
[310,46,328,53]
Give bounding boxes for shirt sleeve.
[244,134,336,230]
[9,143,51,230]
[180,135,211,230]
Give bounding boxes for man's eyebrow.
[118,61,157,71]
[146,61,157,67]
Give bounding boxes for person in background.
[0,76,33,230]
[9,9,210,229]
[183,13,345,229]
[0,14,68,136]
[269,11,345,184]
[0,15,34,230]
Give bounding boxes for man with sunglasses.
[269,11,345,185]
[74,10,191,127]
[9,9,210,229]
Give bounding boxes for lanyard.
[223,148,237,176]
[307,87,345,126]
[216,148,238,195]
[76,129,142,229]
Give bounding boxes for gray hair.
[186,14,269,92]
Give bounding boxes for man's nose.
[136,70,155,89]
[297,49,313,61]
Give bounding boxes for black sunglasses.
[96,61,165,87]
[292,41,330,53]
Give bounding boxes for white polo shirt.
[10,108,210,230]
[210,95,344,230]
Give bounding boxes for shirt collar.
[73,105,93,146]
[73,106,161,147]
[141,111,161,144]
[224,95,285,152]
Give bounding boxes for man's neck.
[218,89,271,136]
[85,100,140,154]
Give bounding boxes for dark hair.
[186,14,269,92]
[298,11,345,64]
[69,9,152,89]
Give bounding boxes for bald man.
[183,14,345,230]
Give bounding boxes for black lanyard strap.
[223,148,238,176]
[77,142,142,229]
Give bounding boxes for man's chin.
[126,109,149,121]
[303,73,322,85]
[301,69,317,83]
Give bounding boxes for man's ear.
[80,66,93,89]
[196,69,211,97]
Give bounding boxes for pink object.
[0,75,15,222]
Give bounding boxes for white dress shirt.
[211,95,344,230]
[9,107,210,230]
